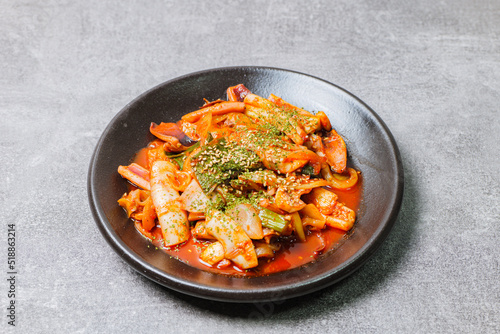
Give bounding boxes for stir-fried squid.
[117,84,361,275]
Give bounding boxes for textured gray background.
[1,0,499,333]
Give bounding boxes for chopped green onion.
[259,208,288,233]
[172,155,185,169]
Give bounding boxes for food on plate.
[117,84,361,276]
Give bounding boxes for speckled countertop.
[1,0,499,333]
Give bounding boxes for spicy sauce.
[128,146,362,277]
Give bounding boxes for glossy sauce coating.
[129,146,362,277]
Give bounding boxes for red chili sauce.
[129,147,362,277]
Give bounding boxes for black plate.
[88,66,404,302]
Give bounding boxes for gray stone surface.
[1,0,499,332]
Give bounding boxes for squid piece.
[274,186,306,213]
[205,210,258,269]
[226,204,264,239]
[149,160,191,192]
[150,122,197,152]
[302,187,339,215]
[316,111,331,131]
[146,140,171,168]
[187,211,205,221]
[325,202,356,231]
[181,101,245,123]
[150,161,190,246]
[329,167,359,190]
[221,112,256,129]
[178,179,209,213]
[192,220,216,240]
[117,189,150,219]
[227,84,251,102]
[184,112,212,144]
[323,129,347,174]
[140,196,157,231]
[118,163,151,191]
[304,134,326,158]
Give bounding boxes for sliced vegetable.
[323,129,347,173]
[283,149,325,175]
[238,169,278,187]
[329,168,359,190]
[300,164,319,177]
[325,201,356,231]
[226,204,264,239]
[258,208,291,234]
[253,242,275,258]
[293,179,331,190]
[178,179,209,213]
[302,217,326,230]
[290,212,306,242]
[299,204,326,221]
